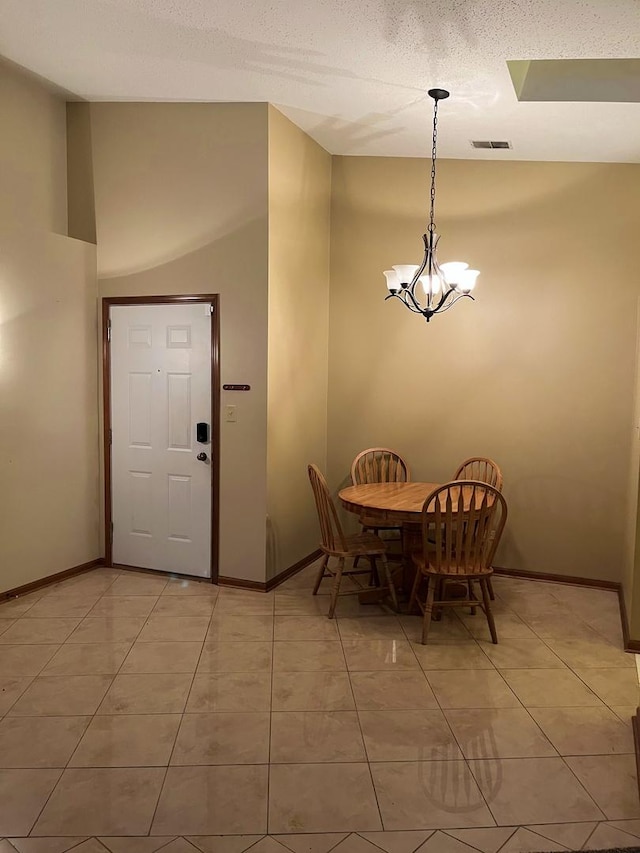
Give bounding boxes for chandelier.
[383,88,479,322]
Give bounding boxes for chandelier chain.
[428,97,439,234]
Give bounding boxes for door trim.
[102,294,221,583]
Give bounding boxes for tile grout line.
[580,821,601,850]
[567,663,634,709]
[354,830,434,853]
[493,826,540,853]
[555,753,608,824]
[144,583,219,837]
[419,591,583,831]
[442,826,517,853]
[431,676,502,831]
[19,570,187,837]
[125,834,179,853]
[24,569,148,836]
[266,591,276,835]
[235,838,267,853]
[0,569,126,718]
[339,593,387,833]
[65,583,155,765]
[0,675,36,720]
[590,820,640,846]
[51,836,96,853]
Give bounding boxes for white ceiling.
[1,0,639,161]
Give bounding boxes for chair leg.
[480,577,498,644]
[313,554,329,596]
[468,580,477,616]
[433,577,443,621]
[328,557,345,619]
[408,565,423,614]
[421,578,436,644]
[381,554,398,611]
[355,525,376,569]
[369,556,380,587]
[486,576,496,601]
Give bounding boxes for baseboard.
[266,549,322,591]
[494,566,620,590]
[217,576,265,591]
[495,566,640,653]
[0,558,104,602]
[633,709,640,801]
[617,586,640,653]
[218,550,322,593]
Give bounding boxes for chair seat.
[412,552,493,578]
[344,532,387,555]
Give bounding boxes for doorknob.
[196,452,208,462]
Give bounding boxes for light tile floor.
[0,565,639,852]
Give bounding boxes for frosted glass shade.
[458,269,480,293]
[439,261,469,285]
[392,264,419,284]
[383,269,401,292]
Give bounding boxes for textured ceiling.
[1,0,639,161]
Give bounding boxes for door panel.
[129,373,152,446]
[110,303,213,577]
[167,373,192,449]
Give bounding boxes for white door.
[110,303,213,577]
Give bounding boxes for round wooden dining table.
[339,481,493,522]
[338,482,442,595]
[339,481,442,525]
[338,481,488,596]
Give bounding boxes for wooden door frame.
[102,294,221,583]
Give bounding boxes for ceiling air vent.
[471,140,512,150]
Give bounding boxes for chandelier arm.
[431,293,475,315]
[431,285,456,313]
[384,293,424,314]
[409,234,431,288]
[404,283,428,314]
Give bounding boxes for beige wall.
[0,59,67,234]
[67,102,96,244]
[84,102,270,583]
[266,107,331,579]
[629,479,640,637]
[0,62,99,594]
[623,302,640,629]
[328,156,640,583]
[0,230,99,591]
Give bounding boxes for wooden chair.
[409,480,507,644]
[453,456,503,490]
[351,447,410,487]
[351,448,410,563]
[453,457,503,599]
[308,463,398,618]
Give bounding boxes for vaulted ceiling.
[1,0,639,161]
